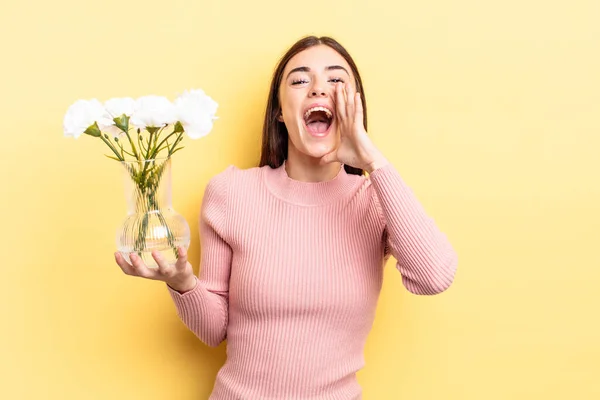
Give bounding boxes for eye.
[291,79,308,85]
[329,77,344,83]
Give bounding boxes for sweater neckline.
[263,161,359,206]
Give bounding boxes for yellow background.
[2,0,599,398]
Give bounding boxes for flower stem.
[140,130,155,182]
[125,129,141,161]
[137,130,144,155]
[145,131,154,160]
[152,131,179,159]
[100,135,123,160]
[117,141,135,157]
[169,133,184,155]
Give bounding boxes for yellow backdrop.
[2,0,599,399]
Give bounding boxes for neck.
[284,151,342,182]
[264,153,357,207]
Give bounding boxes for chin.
[303,143,336,159]
[299,132,339,160]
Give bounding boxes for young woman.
[115,36,458,399]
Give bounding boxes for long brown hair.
[258,36,367,176]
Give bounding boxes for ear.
[277,113,284,122]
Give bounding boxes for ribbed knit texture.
[167,163,457,399]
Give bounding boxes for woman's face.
[279,45,356,161]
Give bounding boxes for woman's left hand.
[320,82,388,173]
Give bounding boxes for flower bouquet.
[63,89,218,268]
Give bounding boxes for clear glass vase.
[116,157,190,268]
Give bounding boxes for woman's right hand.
[114,247,197,293]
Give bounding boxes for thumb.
[320,150,338,165]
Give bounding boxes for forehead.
[283,45,352,75]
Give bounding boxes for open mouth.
[303,106,333,136]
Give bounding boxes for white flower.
[63,99,112,139]
[104,97,135,119]
[174,89,218,139]
[130,95,177,129]
[181,112,215,139]
[102,97,135,138]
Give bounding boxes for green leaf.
[84,122,102,137]
[104,154,121,161]
[113,115,129,133]
[170,146,184,155]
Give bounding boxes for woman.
[115,36,458,399]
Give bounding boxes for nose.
[309,88,327,97]
[309,78,328,98]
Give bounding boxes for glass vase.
[116,157,190,268]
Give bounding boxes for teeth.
[304,106,332,120]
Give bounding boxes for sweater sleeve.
[166,167,233,347]
[369,163,458,295]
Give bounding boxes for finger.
[152,250,176,279]
[115,252,135,276]
[129,253,158,279]
[355,92,364,127]
[174,247,188,271]
[346,83,355,119]
[335,82,346,121]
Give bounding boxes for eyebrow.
[286,65,350,79]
